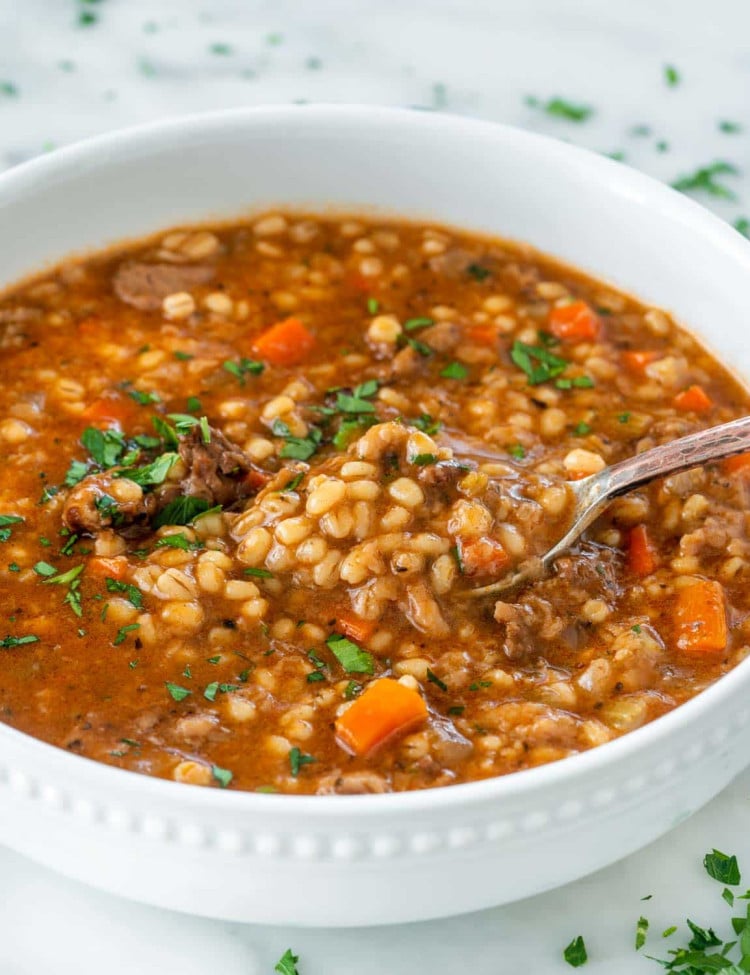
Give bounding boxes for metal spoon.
[469,413,750,598]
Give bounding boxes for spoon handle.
[581,413,750,511]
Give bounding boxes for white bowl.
[1,106,750,927]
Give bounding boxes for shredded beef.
[113,262,216,311]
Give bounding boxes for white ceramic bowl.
[2,106,750,927]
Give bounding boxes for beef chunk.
[178,426,267,506]
[113,262,215,311]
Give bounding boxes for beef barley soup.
[0,213,748,795]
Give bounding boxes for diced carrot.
[675,579,727,655]
[335,678,428,756]
[627,524,658,576]
[87,557,129,580]
[548,300,600,342]
[251,317,316,367]
[466,323,500,346]
[81,394,135,429]
[673,384,712,413]
[723,452,750,475]
[336,612,376,645]
[459,537,510,577]
[622,350,660,372]
[347,271,374,293]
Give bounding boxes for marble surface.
[2,1,750,972]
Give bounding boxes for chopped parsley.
[526,95,593,122]
[704,849,741,886]
[281,473,304,493]
[563,935,588,967]
[289,747,315,777]
[411,414,442,436]
[0,634,39,649]
[154,495,213,528]
[165,681,192,702]
[412,453,438,466]
[366,297,380,314]
[426,668,448,692]
[344,680,361,700]
[573,422,591,436]
[272,419,323,461]
[508,444,526,459]
[173,350,194,361]
[511,340,568,385]
[664,64,680,86]
[244,567,273,579]
[326,633,374,674]
[209,42,233,55]
[440,361,468,381]
[556,376,594,390]
[466,263,491,281]
[0,514,24,543]
[447,705,465,716]
[154,533,204,551]
[64,460,89,487]
[223,358,264,385]
[105,577,143,609]
[635,915,649,950]
[719,120,742,134]
[128,388,160,405]
[212,765,233,788]
[33,561,57,577]
[735,217,750,239]
[618,412,631,423]
[7,563,19,573]
[116,452,177,487]
[113,623,140,646]
[671,161,739,200]
[203,681,239,702]
[274,949,300,975]
[404,336,433,357]
[403,317,433,332]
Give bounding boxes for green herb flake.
[448,705,465,716]
[115,452,177,487]
[326,633,374,674]
[113,623,140,646]
[511,340,569,385]
[466,263,491,281]
[105,577,143,609]
[671,161,739,200]
[405,336,433,357]
[336,391,376,414]
[664,64,680,87]
[404,317,433,332]
[8,562,20,573]
[289,747,316,777]
[307,671,325,683]
[186,396,202,414]
[173,350,194,361]
[526,95,594,122]
[209,42,233,55]
[662,926,677,938]
[128,388,160,405]
[573,422,591,436]
[165,681,191,702]
[411,414,442,436]
[0,634,39,649]
[723,888,736,906]
[412,453,438,466]
[635,916,649,950]
[274,949,300,975]
[719,120,742,134]
[154,495,211,528]
[154,533,204,552]
[281,473,304,493]
[344,680,361,700]
[33,561,57,577]
[204,681,220,702]
[366,297,380,314]
[563,935,588,967]
[509,444,526,459]
[704,849,741,885]
[618,412,631,423]
[735,218,750,239]
[244,567,273,579]
[223,358,264,385]
[426,668,448,692]
[212,764,233,788]
[440,361,468,381]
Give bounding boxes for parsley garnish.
[573,422,591,436]
[128,388,160,405]
[105,577,143,609]
[272,419,323,461]
[705,849,741,886]
[719,120,742,134]
[244,567,273,578]
[113,623,140,646]
[275,949,301,975]
[154,533,204,551]
[618,412,631,423]
[511,340,568,385]
[671,161,739,200]
[116,452,177,487]
[326,633,374,674]
[635,916,649,950]
[412,453,438,466]
[664,64,680,87]
[165,681,192,702]
[563,935,588,967]
[0,515,25,544]
[404,317,433,332]
[203,681,239,701]
[735,217,750,239]
[223,358,264,385]
[64,460,89,487]
[426,668,448,692]
[344,680,361,700]
[173,350,194,361]
[289,747,316,777]
[411,414,442,436]
[154,496,213,528]
[508,444,526,459]
[466,263,491,281]
[212,765,233,788]
[556,376,594,390]
[526,95,593,122]
[366,297,380,314]
[281,473,304,493]
[33,561,57,577]
[0,634,39,648]
[440,361,468,380]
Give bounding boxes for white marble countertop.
[1,1,750,972]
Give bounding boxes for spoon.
[469,413,750,598]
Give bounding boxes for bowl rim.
[2,102,750,817]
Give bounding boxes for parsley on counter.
[671,161,739,200]
[563,935,588,967]
[275,949,301,975]
[664,64,680,87]
[704,849,741,885]
[525,95,594,122]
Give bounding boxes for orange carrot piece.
[87,557,129,580]
[251,317,316,367]
[466,323,500,346]
[81,395,135,429]
[459,537,510,577]
[336,612,376,645]
[723,452,750,475]
[627,524,658,576]
[675,580,727,655]
[673,384,712,413]
[548,300,600,342]
[335,679,427,756]
[622,350,659,372]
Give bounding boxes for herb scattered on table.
[275,949,301,975]
[563,935,588,967]
[671,161,739,200]
[525,95,594,122]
